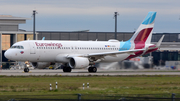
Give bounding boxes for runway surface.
[0,69,180,76]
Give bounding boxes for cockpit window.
[11,45,24,49]
[20,46,24,49]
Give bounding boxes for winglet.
[156,35,164,47]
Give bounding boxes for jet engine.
[31,62,55,69]
[69,57,89,68]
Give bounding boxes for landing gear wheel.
[88,67,97,73]
[24,68,29,73]
[92,67,97,72]
[63,67,72,72]
[88,67,91,72]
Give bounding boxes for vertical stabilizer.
[130,12,156,49]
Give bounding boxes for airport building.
[1,15,180,68]
[0,15,38,64]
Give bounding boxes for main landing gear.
[62,64,72,72]
[88,66,97,73]
[61,64,97,73]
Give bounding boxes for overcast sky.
[0,0,180,33]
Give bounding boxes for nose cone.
[4,50,12,60]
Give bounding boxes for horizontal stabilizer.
[156,35,165,47]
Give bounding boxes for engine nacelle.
[69,57,89,69]
[31,62,54,69]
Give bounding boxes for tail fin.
[130,11,156,49]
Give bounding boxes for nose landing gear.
[24,61,30,73]
[24,67,29,73]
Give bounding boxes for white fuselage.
[5,40,133,63]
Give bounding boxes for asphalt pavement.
[0,69,180,76]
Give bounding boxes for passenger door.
[29,42,36,54]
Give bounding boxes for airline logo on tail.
[119,12,156,52]
[133,11,156,49]
[125,12,157,59]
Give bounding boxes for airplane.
[4,11,164,73]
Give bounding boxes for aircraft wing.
[66,49,145,59]
[86,49,145,57]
